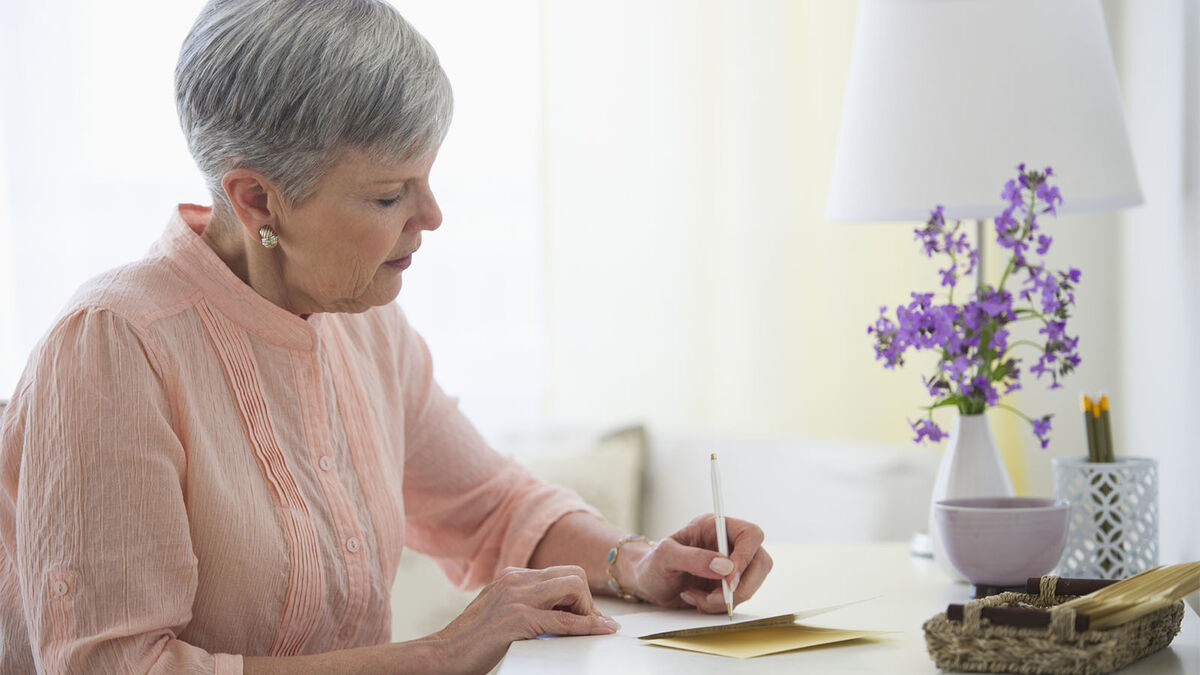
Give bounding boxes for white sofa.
[641,430,939,543]
[390,425,939,641]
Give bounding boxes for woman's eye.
[376,194,404,207]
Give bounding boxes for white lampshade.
[826,0,1142,222]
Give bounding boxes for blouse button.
[319,456,333,472]
[346,536,361,553]
[52,580,69,597]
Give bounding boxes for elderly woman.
[0,1,771,673]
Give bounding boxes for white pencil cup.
[1052,457,1158,579]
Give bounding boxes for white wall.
[387,0,546,439]
[2,1,1190,561]
[537,0,1133,505]
[0,1,547,441]
[0,2,210,391]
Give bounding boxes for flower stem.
[996,402,1035,423]
[1013,308,1051,326]
[994,339,1045,365]
[996,178,1039,292]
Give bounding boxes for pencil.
[710,453,733,619]
[1083,396,1097,462]
[1091,397,1108,463]
[1100,395,1115,462]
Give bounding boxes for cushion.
[389,422,647,642]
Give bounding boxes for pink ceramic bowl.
[934,497,1070,586]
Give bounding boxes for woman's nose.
[408,187,442,232]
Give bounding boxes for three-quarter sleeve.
[13,308,241,674]
[395,313,600,590]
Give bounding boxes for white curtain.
[1111,0,1200,565]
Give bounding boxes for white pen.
[710,453,733,619]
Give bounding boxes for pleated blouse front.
[0,204,596,674]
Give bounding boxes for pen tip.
[727,603,733,618]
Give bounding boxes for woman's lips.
[384,254,412,271]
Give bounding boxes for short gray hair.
[176,0,453,212]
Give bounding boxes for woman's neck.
[201,212,306,316]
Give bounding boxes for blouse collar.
[156,204,323,351]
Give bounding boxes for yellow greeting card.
[632,600,893,659]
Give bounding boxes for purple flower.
[922,375,950,398]
[870,164,1075,449]
[965,249,980,276]
[910,418,948,444]
[1001,179,1023,208]
[970,375,1000,406]
[951,232,971,256]
[1039,319,1065,342]
[989,328,1009,354]
[1036,182,1063,215]
[994,208,1021,245]
[1024,268,1062,314]
[916,228,939,257]
[977,288,1014,319]
[945,355,971,383]
[1030,355,1050,378]
[1032,415,1053,448]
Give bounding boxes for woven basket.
[923,576,1184,675]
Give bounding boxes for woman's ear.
[221,169,282,237]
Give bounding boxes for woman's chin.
[367,277,405,307]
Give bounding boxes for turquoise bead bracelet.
[605,534,652,602]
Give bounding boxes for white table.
[498,541,1200,673]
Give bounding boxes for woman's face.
[273,149,442,314]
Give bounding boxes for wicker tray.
[923,576,1184,675]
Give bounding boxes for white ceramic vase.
[928,412,1015,580]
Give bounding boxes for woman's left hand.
[628,514,772,613]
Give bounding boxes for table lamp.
[825,0,1143,576]
[826,0,1142,282]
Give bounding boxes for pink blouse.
[0,204,596,674]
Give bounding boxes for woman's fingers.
[724,517,766,576]
[498,566,617,635]
[731,546,772,605]
[671,515,763,577]
[683,584,733,614]
[436,565,620,675]
[497,565,599,614]
[657,537,734,581]
[659,515,771,612]
[533,572,596,616]
[532,607,620,635]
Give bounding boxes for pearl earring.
[259,225,279,248]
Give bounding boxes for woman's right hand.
[430,565,619,674]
